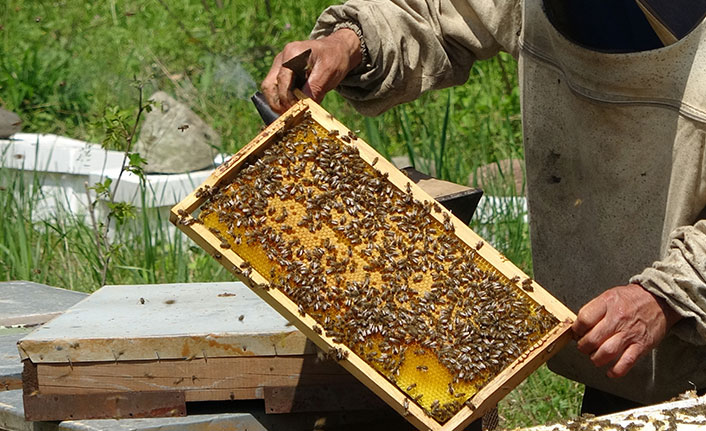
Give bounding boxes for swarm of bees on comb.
[184,113,558,423]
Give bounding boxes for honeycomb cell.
[196,115,558,423]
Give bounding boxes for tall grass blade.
[399,109,416,168]
[363,117,390,160]
[436,90,452,180]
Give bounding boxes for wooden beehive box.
[17,282,385,422]
[170,98,575,431]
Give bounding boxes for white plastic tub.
[1,133,213,225]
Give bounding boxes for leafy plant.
[85,81,151,286]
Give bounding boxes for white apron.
[520,0,706,403]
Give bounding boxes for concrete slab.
[0,281,88,390]
[0,281,88,326]
[0,330,32,390]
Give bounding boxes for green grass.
[0,1,582,428]
[500,365,584,429]
[0,166,232,292]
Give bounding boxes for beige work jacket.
[312,0,706,404]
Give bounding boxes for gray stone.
[0,108,21,138]
[135,92,219,174]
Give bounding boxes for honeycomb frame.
[170,98,575,431]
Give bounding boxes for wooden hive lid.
[18,282,311,364]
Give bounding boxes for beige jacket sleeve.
[309,0,522,115]
[631,221,706,345]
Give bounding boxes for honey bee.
[522,278,534,292]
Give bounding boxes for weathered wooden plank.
[1,282,88,393]
[24,359,187,421]
[18,282,311,363]
[34,355,356,402]
[0,377,20,392]
[170,97,576,431]
[1,388,416,431]
[24,391,187,422]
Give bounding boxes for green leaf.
[126,152,147,180]
[107,202,136,225]
[89,178,113,198]
[128,152,147,168]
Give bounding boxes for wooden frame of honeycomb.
[170,98,575,431]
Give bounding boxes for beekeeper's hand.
[262,29,362,113]
[573,283,682,378]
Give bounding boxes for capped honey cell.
[196,114,558,423]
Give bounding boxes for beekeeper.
[262,0,706,412]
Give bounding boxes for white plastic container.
[1,133,213,225]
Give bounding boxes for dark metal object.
[251,92,279,126]
[282,48,311,90]
[251,49,312,126]
[403,167,483,225]
[439,188,484,225]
